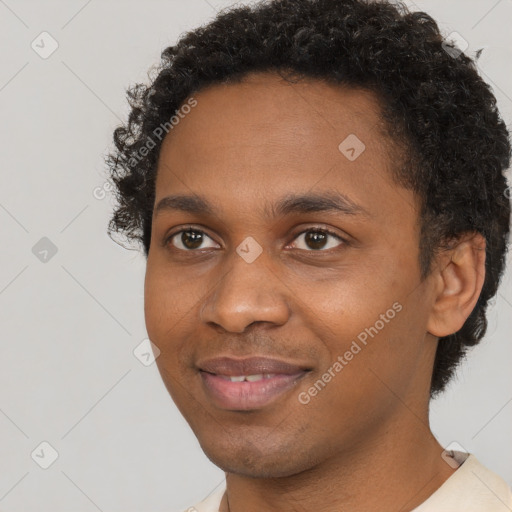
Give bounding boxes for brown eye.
[168,229,218,251]
[291,229,345,251]
[305,231,329,250]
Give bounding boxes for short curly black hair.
[106,0,511,397]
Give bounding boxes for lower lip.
[200,371,307,410]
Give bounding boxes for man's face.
[145,72,438,477]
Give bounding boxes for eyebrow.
[153,191,370,219]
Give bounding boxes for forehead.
[159,71,391,166]
[154,71,408,224]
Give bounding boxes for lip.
[198,357,311,410]
[198,356,309,376]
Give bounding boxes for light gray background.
[0,0,511,511]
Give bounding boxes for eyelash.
[164,225,348,253]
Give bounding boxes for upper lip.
[198,356,310,376]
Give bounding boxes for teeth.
[245,374,264,382]
[228,374,276,382]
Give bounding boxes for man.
[106,0,512,510]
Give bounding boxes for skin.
[144,71,486,512]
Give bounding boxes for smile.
[197,356,311,410]
[200,371,307,410]
[219,374,277,382]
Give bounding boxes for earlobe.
[426,232,486,338]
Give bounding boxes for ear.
[427,232,486,338]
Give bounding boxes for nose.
[199,249,291,333]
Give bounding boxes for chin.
[196,430,323,479]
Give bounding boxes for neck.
[220,412,456,512]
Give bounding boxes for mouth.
[197,356,311,411]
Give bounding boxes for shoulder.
[180,486,225,512]
[413,453,512,512]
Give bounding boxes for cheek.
[144,260,198,328]
[144,263,206,375]
[295,303,422,437]
[144,265,188,353]
[144,269,192,403]
[330,298,428,411]
[144,268,167,340]
[297,267,395,342]
[301,264,423,390]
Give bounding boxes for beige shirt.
[185,453,512,512]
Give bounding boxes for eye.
[165,226,347,253]
[166,228,219,251]
[289,228,346,251]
